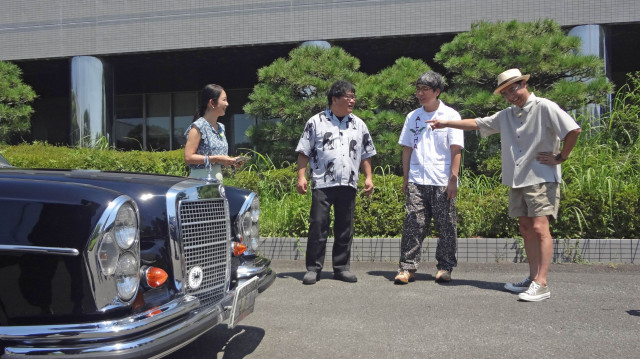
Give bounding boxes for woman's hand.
[220,156,237,166]
[208,155,236,166]
[232,156,249,167]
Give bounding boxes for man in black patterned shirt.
[295,80,376,285]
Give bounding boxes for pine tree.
[0,61,36,144]
[244,45,364,165]
[435,19,612,118]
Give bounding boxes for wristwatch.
[555,153,565,162]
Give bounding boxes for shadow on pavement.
[367,270,434,282]
[165,325,265,359]
[279,270,505,292]
[627,310,640,317]
[445,278,506,291]
[367,270,505,292]
[279,270,437,283]
[278,271,334,281]
[277,271,306,281]
[278,271,343,283]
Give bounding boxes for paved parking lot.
[167,260,640,359]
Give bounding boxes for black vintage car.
[0,154,275,358]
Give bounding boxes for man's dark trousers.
[306,186,356,273]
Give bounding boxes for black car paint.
[0,168,251,326]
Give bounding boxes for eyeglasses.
[500,83,521,97]
[343,94,356,101]
[416,86,433,93]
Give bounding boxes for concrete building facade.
[1,0,639,150]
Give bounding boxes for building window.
[114,92,197,151]
[173,92,197,149]
[114,91,253,152]
[114,95,143,150]
[146,93,171,151]
[232,113,255,150]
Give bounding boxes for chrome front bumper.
[0,294,230,359]
[237,254,276,293]
[0,261,276,359]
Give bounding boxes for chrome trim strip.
[236,191,257,220]
[0,245,79,256]
[235,191,259,255]
[166,179,231,296]
[84,195,141,311]
[236,255,271,278]
[0,295,199,341]
[0,293,237,358]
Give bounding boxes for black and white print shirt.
[296,109,376,190]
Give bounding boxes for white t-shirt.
[398,101,464,186]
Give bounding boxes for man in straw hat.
[427,68,582,302]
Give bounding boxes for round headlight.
[115,252,139,301]
[114,204,138,249]
[98,233,119,276]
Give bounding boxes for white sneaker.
[504,277,532,293]
[518,281,551,302]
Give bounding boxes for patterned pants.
[399,183,458,272]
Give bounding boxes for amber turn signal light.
[145,267,168,288]
[146,307,163,318]
[232,242,247,256]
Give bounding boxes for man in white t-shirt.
[395,71,464,284]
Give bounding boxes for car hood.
[0,168,207,249]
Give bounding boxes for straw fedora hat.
[493,68,530,94]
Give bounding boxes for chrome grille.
[179,198,230,309]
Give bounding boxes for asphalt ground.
[166,260,640,359]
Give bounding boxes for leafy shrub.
[259,193,311,238]
[354,172,405,237]
[231,170,260,193]
[1,142,188,176]
[226,163,310,237]
[457,187,519,238]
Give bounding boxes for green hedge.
[227,163,640,239]
[1,142,189,176]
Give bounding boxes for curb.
[260,237,639,264]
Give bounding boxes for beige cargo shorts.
[508,182,560,219]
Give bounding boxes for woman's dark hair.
[327,80,355,106]
[194,84,225,121]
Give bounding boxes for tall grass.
[554,75,640,238]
